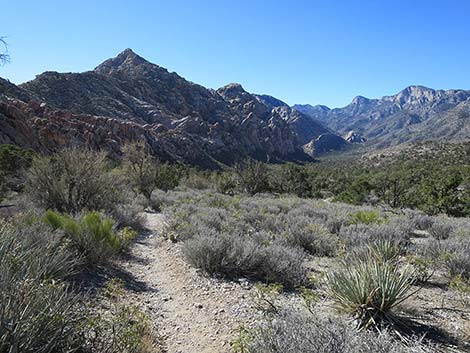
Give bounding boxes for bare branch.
[0,37,10,65]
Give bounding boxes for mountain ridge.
[1,49,348,167]
[294,85,470,148]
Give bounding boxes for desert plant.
[411,214,435,230]
[215,171,238,194]
[183,232,307,287]
[367,239,404,264]
[251,283,283,314]
[327,258,417,329]
[351,210,384,225]
[428,220,454,240]
[27,148,120,213]
[444,239,470,279]
[44,210,123,266]
[0,221,83,353]
[247,309,428,353]
[449,275,470,308]
[84,279,160,353]
[122,141,159,201]
[284,218,338,256]
[235,159,270,195]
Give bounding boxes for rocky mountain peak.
[392,85,437,104]
[216,83,248,100]
[94,48,152,75]
[351,95,370,105]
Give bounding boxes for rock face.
[344,131,366,143]
[1,49,347,167]
[296,86,470,148]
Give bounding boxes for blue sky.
[1,0,470,107]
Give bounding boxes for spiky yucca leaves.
[327,258,416,329]
[368,239,404,264]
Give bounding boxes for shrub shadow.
[394,317,463,350]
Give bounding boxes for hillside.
[0,49,348,167]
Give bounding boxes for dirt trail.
[119,212,255,353]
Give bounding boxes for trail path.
[119,212,255,353]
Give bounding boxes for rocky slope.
[0,49,347,166]
[294,86,470,148]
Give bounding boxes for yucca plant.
[327,258,417,329]
[367,239,404,264]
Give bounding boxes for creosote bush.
[122,141,181,201]
[27,148,121,213]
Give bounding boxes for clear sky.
[1,0,470,107]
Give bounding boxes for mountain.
[1,49,347,167]
[295,85,470,149]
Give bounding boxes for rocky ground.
[118,213,260,353]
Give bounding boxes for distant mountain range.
[294,85,470,149]
[1,49,470,167]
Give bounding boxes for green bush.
[44,210,126,266]
[235,159,270,195]
[351,210,384,225]
[27,148,121,213]
[327,258,416,329]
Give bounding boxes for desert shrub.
[411,214,435,230]
[351,210,384,225]
[367,239,404,264]
[121,141,159,201]
[179,172,215,190]
[0,221,83,353]
[0,144,34,175]
[268,162,312,197]
[215,171,238,194]
[154,163,181,191]
[235,159,270,195]
[27,148,121,213]
[0,144,34,195]
[340,221,411,251]
[444,239,470,279]
[108,194,146,230]
[259,243,308,287]
[327,258,416,329]
[284,217,338,256]
[428,220,454,240]
[183,232,307,288]
[246,309,427,353]
[44,210,124,266]
[325,216,347,235]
